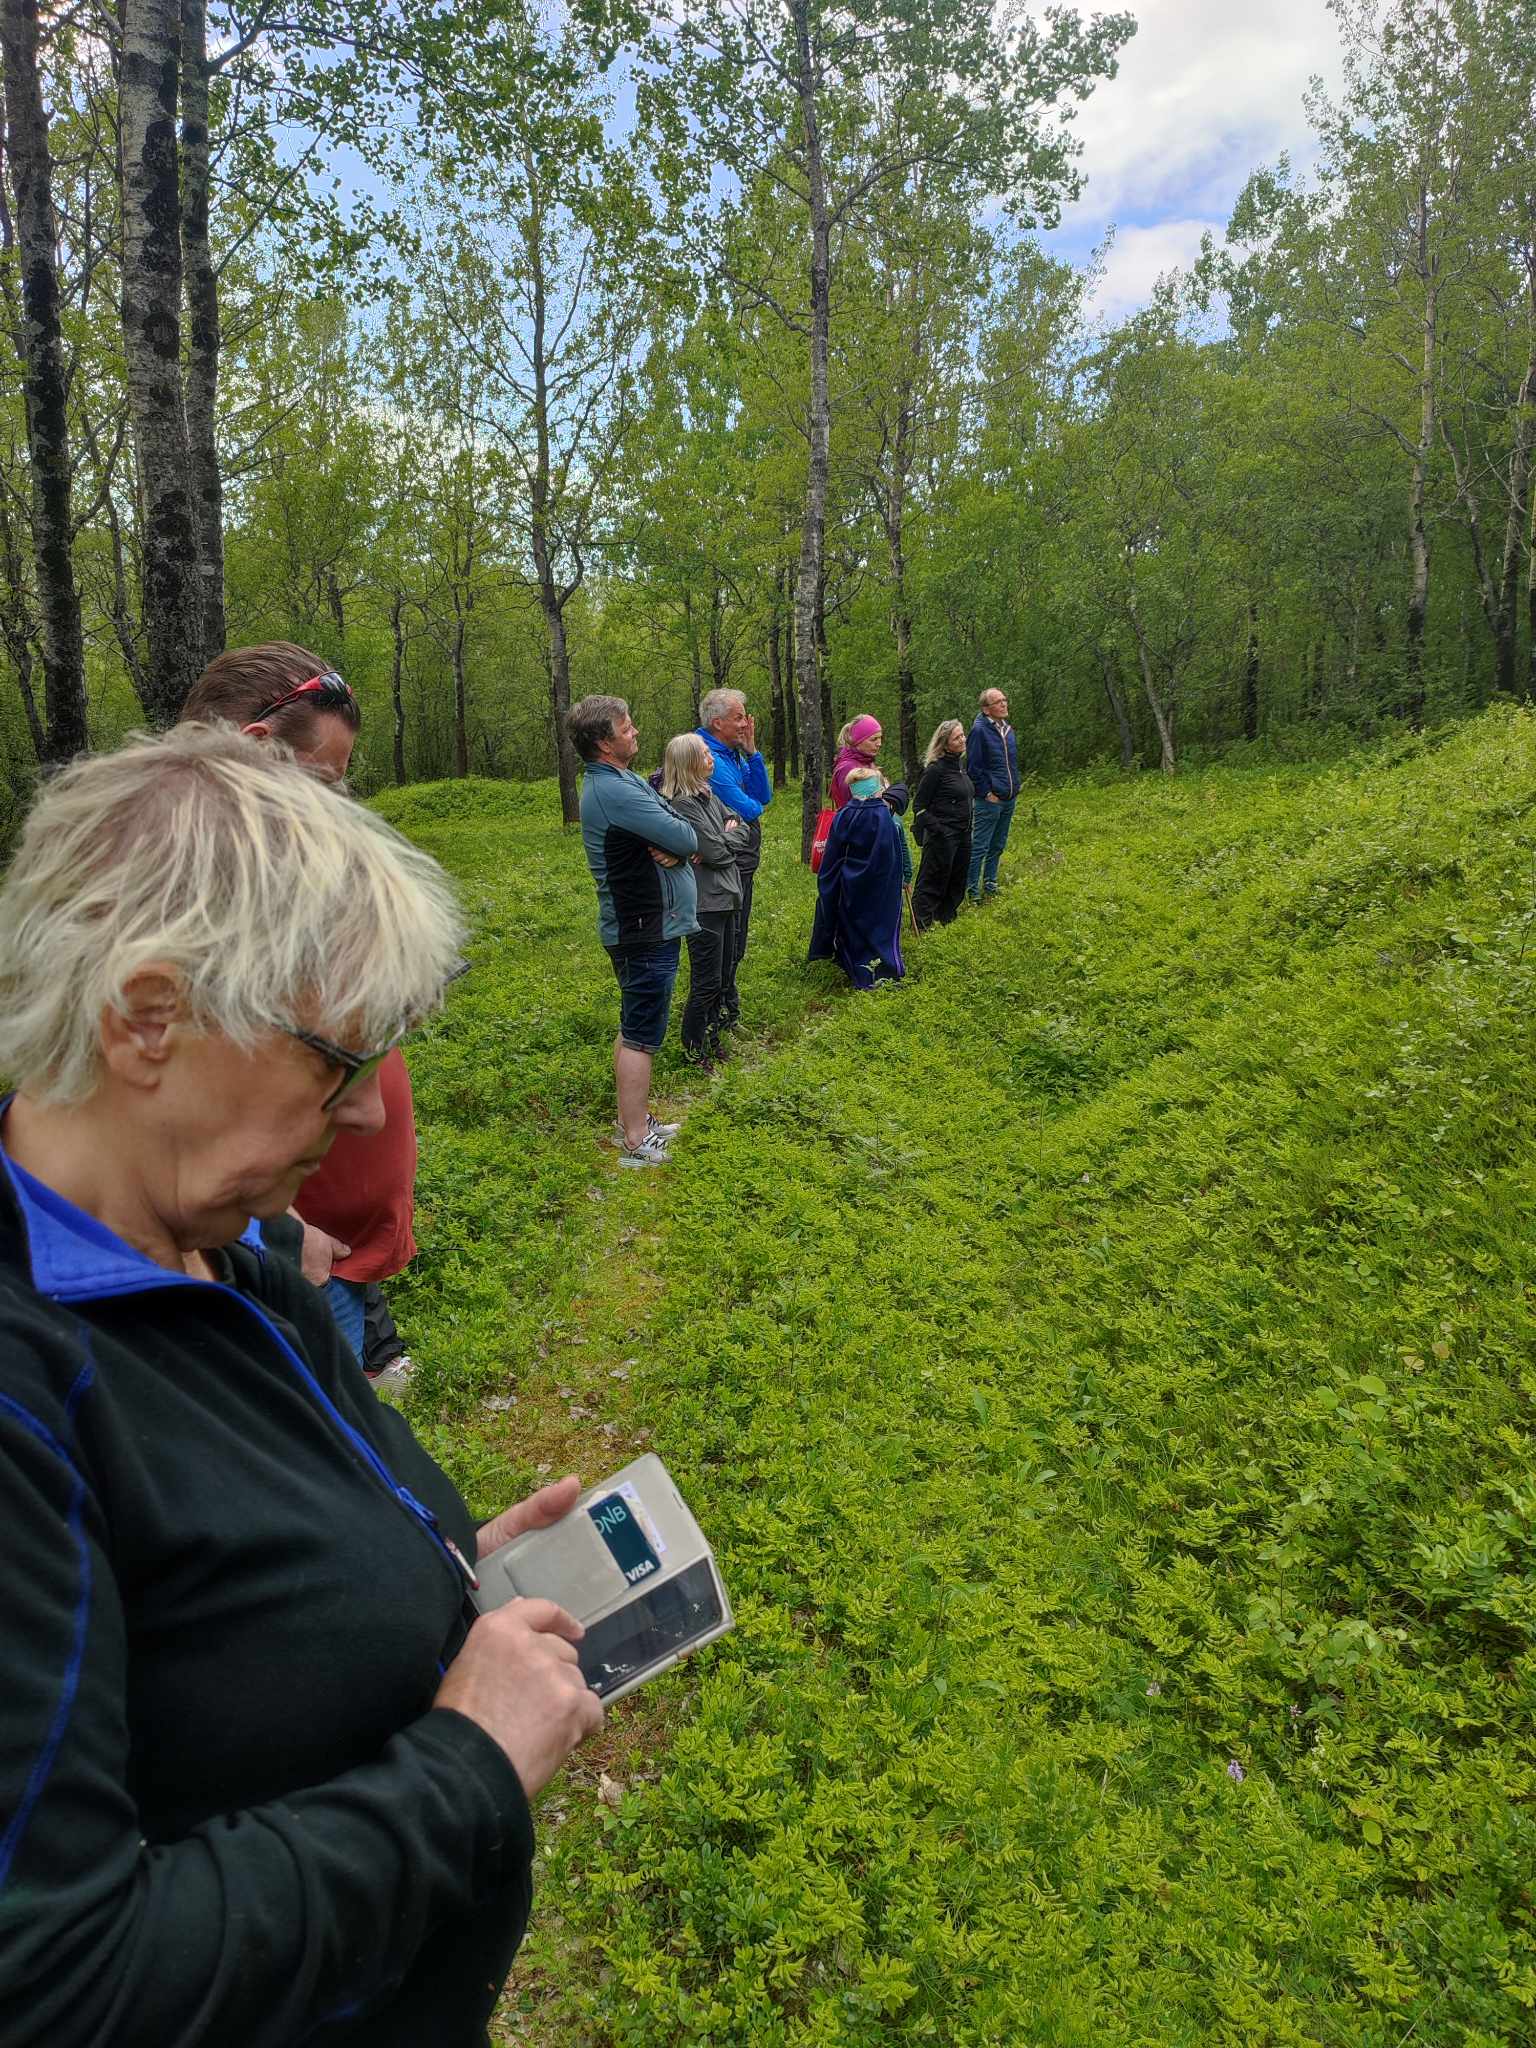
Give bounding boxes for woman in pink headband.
[829,715,883,810]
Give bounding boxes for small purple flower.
[1226,1759,1246,1783]
[1145,1682,1162,1697]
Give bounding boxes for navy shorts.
[606,939,682,1053]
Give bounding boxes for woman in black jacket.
[0,725,602,2048]
[911,719,974,928]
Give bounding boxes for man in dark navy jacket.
[965,687,1021,901]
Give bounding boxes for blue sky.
[310,0,1350,322]
[1037,0,1349,316]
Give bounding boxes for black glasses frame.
[286,962,468,1110]
[286,1027,401,1111]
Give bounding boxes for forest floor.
[377,709,1536,2047]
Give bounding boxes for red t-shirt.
[296,1049,418,1282]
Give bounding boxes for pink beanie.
[848,715,882,746]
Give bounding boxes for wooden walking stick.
[905,884,919,936]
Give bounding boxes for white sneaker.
[367,1355,415,1396]
[613,1112,681,1145]
[617,1131,672,1168]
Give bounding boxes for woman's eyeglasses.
[287,963,468,1109]
[286,1028,400,1111]
[251,672,357,724]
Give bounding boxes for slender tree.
[119,0,203,718]
[625,0,1133,853]
[179,0,222,659]
[0,0,87,756]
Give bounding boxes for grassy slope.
[378,711,1536,2047]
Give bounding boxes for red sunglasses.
[250,672,357,724]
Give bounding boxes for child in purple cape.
[808,768,906,990]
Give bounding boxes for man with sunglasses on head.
[181,645,419,1385]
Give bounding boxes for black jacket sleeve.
[0,1332,533,2048]
[911,765,940,844]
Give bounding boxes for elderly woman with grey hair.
[0,726,602,2048]
[661,730,744,1069]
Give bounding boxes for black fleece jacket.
[912,757,974,842]
[0,1142,534,2048]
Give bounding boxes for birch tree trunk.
[1242,599,1259,742]
[1,0,87,757]
[1126,599,1176,773]
[814,562,832,768]
[1403,187,1436,726]
[785,593,800,783]
[1497,251,1536,699]
[791,0,829,858]
[0,481,42,756]
[707,576,727,690]
[1093,642,1135,770]
[884,390,919,785]
[450,585,469,778]
[522,163,581,825]
[120,0,203,720]
[179,0,223,660]
[682,587,702,718]
[767,566,786,787]
[390,589,408,784]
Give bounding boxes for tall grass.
[383,710,1536,2045]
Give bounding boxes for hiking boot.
[617,1131,672,1168]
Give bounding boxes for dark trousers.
[722,867,755,1020]
[682,911,736,1055]
[362,1282,404,1371]
[913,825,971,927]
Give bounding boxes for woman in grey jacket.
[662,734,745,1068]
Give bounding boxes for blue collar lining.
[0,1102,471,1594]
[0,1101,263,1305]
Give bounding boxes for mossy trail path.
[377,715,1536,2047]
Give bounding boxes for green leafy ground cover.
[379,710,1536,2046]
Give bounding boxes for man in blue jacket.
[696,687,773,1027]
[965,687,1021,902]
[570,695,698,1166]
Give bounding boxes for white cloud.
[1083,217,1222,318]
[1054,0,1347,231]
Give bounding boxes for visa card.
[587,1492,662,1587]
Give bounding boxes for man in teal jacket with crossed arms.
[570,695,698,1167]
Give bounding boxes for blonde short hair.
[923,719,965,766]
[660,733,713,800]
[0,724,465,1107]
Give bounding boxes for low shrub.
[382,709,1536,2045]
